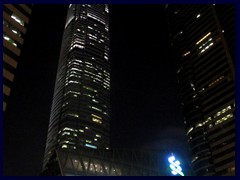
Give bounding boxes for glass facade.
[43,4,110,170]
[167,4,235,176]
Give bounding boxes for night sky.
[4,4,190,176]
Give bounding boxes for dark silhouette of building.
[167,4,235,176]
[3,4,32,112]
[43,4,110,170]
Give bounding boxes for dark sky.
[4,4,190,176]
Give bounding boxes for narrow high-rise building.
[167,5,235,176]
[43,4,110,172]
[3,4,32,112]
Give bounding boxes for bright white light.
[168,154,184,176]
[85,143,97,149]
[196,14,201,18]
[12,29,18,34]
[175,160,180,165]
[3,36,10,41]
[168,156,175,163]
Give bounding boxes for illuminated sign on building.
[168,154,184,176]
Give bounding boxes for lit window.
[66,113,79,118]
[91,114,102,119]
[63,127,76,132]
[96,134,101,138]
[196,32,214,54]
[62,145,68,148]
[3,34,17,47]
[196,32,211,45]
[105,5,109,13]
[91,106,102,112]
[208,76,224,87]
[182,51,190,57]
[85,143,97,149]
[11,14,24,26]
[191,156,198,163]
[92,118,102,124]
[213,105,232,118]
[62,132,70,136]
[87,13,105,25]
[215,113,233,125]
[186,127,194,135]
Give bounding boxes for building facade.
[43,4,110,170]
[42,148,189,176]
[167,5,235,176]
[3,4,32,112]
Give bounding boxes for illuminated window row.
[66,80,81,85]
[182,51,190,57]
[72,38,85,45]
[213,105,232,118]
[85,143,97,149]
[63,127,78,132]
[61,144,77,149]
[91,106,102,112]
[69,74,82,79]
[92,114,102,119]
[11,14,24,26]
[66,113,79,118]
[208,76,224,87]
[83,85,97,92]
[70,44,85,50]
[199,40,214,54]
[196,32,211,45]
[87,13,106,25]
[3,19,21,36]
[92,99,99,103]
[215,113,234,126]
[64,90,81,96]
[3,34,17,47]
[194,105,233,130]
[92,117,102,124]
[105,5,109,13]
[83,93,94,98]
[70,68,82,72]
[88,33,97,39]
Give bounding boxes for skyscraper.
[3,4,32,112]
[167,5,235,175]
[43,4,110,170]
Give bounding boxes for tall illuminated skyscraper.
[3,4,32,112]
[43,4,110,171]
[167,5,235,176]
